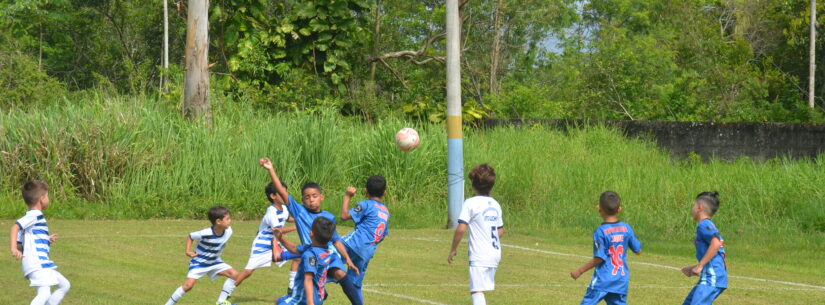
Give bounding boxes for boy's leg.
[579,288,607,305]
[46,271,70,305]
[217,269,240,303]
[603,292,627,305]
[328,252,363,305]
[683,285,725,305]
[165,278,197,305]
[288,259,300,293]
[346,252,369,302]
[31,286,51,305]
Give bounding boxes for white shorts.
[469,266,497,292]
[187,263,232,281]
[245,249,288,270]
[26,268,62,287]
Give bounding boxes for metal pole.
[446,0,464,229]
[810,0,817,109]
[162,0,169,91]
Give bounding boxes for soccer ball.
[395,127,420,152]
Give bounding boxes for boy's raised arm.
[259,158,291,205]
[341,187,356,220]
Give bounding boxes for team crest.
[309,256,317,267]
[354,205,363,213]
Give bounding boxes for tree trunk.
[810,0,817,109]
[183,0,211,123]
[489,0,502,95]
[370,0,382,82]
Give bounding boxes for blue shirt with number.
[342,200,390,260]
[694,218,727,288]
[285,195,340,247]
[588,221,642,295]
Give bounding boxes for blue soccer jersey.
[588,221,642,295]
[694,219,727,288]
[342,200,390,260]
[285,195,341,246]
[278,246,332,305]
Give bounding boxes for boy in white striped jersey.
[165,206,239,305]
[9,180,70,305]
[217,182,295,303]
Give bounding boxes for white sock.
[288,271,297,289]
[218,278,236,302]
[31,286,51,305]
[471,292,486,305]
[165,287,186,305]
[47,273,70,305]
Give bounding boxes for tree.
[183,0,211,123]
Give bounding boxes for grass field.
[2,220,824,304]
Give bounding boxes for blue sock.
[337,275,363,305]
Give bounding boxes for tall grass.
[1,96,823,241]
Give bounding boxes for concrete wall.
[486,119,825,161]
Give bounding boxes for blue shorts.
[682,285,725,305]
[277,294,323,305]
[580,288,626,305]
[345,246,372,288]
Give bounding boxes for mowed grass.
[2,220,824,304]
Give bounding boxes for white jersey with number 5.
[458,195,503,268]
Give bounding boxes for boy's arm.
[340,187,356,221]
[9,224,22,260]
[278,226,297,234]
[334,240,360,275]
[259,158,291,206]
[447,223,468,264]
[274,229,299,254]
[690,236,723,276]
[185,235,197,258]
[570,257,604,280]
[497,227,504,239]
[304,272,316,305]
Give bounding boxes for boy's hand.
[570,269,582,280]
[345,187,357,198]
[186,251,197,258]
[11,248,23,260]
[690,264,703,276]
[447,249,457,264]
[259,158,274,170]
[681,266,695,277]
[272,228,283,240]
[49,234,58,243]
[346,259,361,275]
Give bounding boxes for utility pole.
[183,0,211,123]
[810,0,817,109]
[446,0,464,229]
[161,0,169,91]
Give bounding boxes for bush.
[0,48,66,109]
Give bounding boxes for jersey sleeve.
[15,214,36,231]
[627,226,642,253]
[457,201,472,225]
[349,201,368,223]
[698,221,721,244]
[495,205,504,228]
[285,195,306,218]
[189,228,208,240]
[301,251,320,276]
[592,230,609,262]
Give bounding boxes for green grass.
[1,220,823,304]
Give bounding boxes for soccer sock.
[47,274,71,305]
[288,271,297,289]
[30,286,51,305]
[337,275,363,305]
[218,278,236,302]
[471,292,486,305]
[165,287,186,305]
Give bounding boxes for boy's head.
[599,191,622,216]
[22,180,50,209]
[366,175,386,198]
[310,216,335,245]
[208,205,232,228]
[265,181,288,204]
[693,191,720,220]
[301,182,324,213]
[469,164,496,195]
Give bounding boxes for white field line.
[364,283,825,292]
[409,237,825,291]
[362,288,448,305]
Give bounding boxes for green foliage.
[0,44,66,108]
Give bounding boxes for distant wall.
[486,119,825,161]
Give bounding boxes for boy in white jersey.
[165,206,239,305]
[216,181,296,303]
[9,180,70,305]
[448,164,504,305]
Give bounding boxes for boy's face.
[215,214,232,228]
[270,193,285,205]
[302,188,324,212]
[691,201,703,221]
[39,193,50,210]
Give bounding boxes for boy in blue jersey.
[164,206,239,305]
[9,180,70,305]
[340,175,391,302]
[259,158,363,305]
[571,191,642,305]
[680,191,727,305]
[274,216,336,305]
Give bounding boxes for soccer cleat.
[216,301,235,305]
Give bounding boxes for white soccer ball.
[395,127,420,152]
